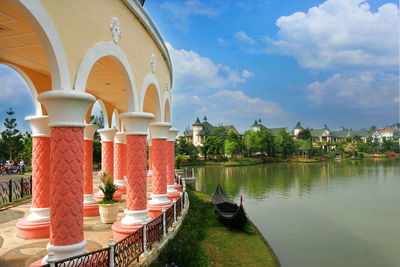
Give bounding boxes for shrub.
[97,172,119,203]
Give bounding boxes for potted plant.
[97,172,120,223]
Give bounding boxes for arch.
[140,74,162,122]
[74,41,138,112]
[11,0,71,90]
[2,63,42,115]
[163,91,171,123]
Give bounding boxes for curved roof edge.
[122,0,173,85]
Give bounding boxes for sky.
[0,0,399,134]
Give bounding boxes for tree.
[256,128,275,157]
[91,111,104,163]
[175,137,199,161]
[275,129,295,158]
[17,132,32,163]
[1,108,23,160]
[203,136,224,159]
[224,130,242,161]
[297,129,312,140]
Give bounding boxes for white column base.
[149,194,170,205]
[83,194,97,204]
[27,207,50,222]
[147,170,152,175]
[167,184,178,193]
[114,179,126,187]
[42,240,87,264]
[121,209,152,225]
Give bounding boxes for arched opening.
[0,64,37,161]
[142,83,162,122]
[0,0,70,91]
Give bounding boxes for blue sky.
[0,0,398,134]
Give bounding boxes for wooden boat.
[212,183,247,229]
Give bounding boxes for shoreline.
[181,154,399,168]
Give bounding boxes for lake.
[194,158,400,267]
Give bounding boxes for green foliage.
[175,154,185,169]
[98,172,119,203]
[151,189,217,267]
[175,137,199,161]
[202,136,225,158]
[17,133,32,163]
[1,108,23,160]
[224,130,242,160]
[297,128,312,140]
[242,129,276,158]
[90,112,104,163]
[275,129,295,158]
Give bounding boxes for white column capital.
[119,112,154,135]
[167,128,179,142]
[84,124,99,140]
[37,90,95,128]
[114,132,127,144]
[149,122,172,139]
[25,116,51,137]
[98,128,117,142]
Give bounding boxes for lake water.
[194,159,400,267]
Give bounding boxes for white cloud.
[305,71,399,108]
[266,0,399,70]
[217,37,225,45]
[160,1,220,31]
[166,43,284,131]
[242,70,254,78]
[234,31,256,44]
[209,90,282,116]
[0,67,31,102]
[167,42,247,91]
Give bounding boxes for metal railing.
[114,228,143,266]
[42,184,187,267]
[0,176,32,205]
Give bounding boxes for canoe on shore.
[212,183,247,229]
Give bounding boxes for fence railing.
[43,181,187,267]
[0,176,32,205]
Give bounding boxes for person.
[6,160,12,175]
[19,159,25,174]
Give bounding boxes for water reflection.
[196,158,400,200]
[195,158,400,267]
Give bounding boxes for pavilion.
[0,0,179,263]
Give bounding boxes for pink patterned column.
[16,116,51,239]
[114,132,126,195]
[147,122,172,218]
[37,90,94,263]
[83,124,99,217]
[112,112,154,241]
[95,128,122,202]
[166,128,180,201]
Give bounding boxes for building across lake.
[182,116,400,146]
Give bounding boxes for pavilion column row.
[83,124,99,217]
[14,91,179,262]
[16,116,51,239]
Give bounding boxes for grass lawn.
[151,189,279,266]
[193,191,279,267]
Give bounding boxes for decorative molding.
[122,0,173,83]
[151,54,156,73]
[110,17,121,43]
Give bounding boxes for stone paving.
[0,173,154,267]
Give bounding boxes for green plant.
[175,154,185,169]
[97,172,119,204]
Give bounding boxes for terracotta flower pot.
[98,203,119,223]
